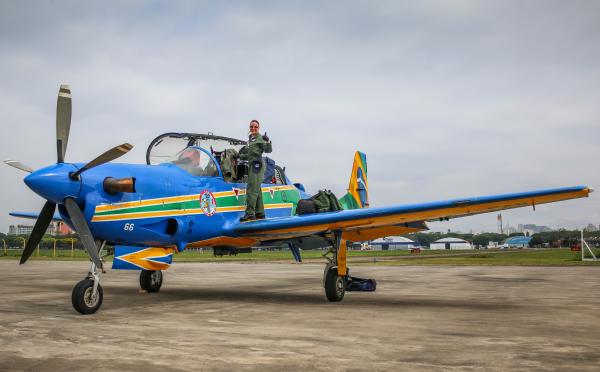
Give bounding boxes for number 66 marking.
[124,223,135,231]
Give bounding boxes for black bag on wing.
[296,190,343,215]
[296,199,317,215]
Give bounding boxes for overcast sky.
[1,0,598,234]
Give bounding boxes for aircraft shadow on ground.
[42,282,520,311]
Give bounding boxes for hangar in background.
[430,237,473,250]
[370,236,418,250]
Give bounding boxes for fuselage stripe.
[91,203,294,222]
[94,185,297,212]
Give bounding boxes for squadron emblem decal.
[199,190,217,216]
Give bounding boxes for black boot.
[255,213,266,220]
[240,214,255,222]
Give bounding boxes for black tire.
[324,268,346,302]
[71,279,103,315]
[140,270,163,293]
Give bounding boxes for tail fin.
[339,151,369,210]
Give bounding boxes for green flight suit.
[239,133,272,217]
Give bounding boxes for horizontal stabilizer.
[10,211,63,222]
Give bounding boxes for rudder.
[339,151,369,210]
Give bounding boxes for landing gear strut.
[323,231,348,302]
[72,241,106,314]
[140,270,163,292]
[323,232,376,302]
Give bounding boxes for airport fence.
[1,237,90,258]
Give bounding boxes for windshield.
[166,147,220,177]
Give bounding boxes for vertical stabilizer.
[339,151,369,210]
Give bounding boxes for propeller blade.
[64,198,103,269]
[70,143,133,179]
[20,201,56,264]
[4,159,34,173]
[56,85,72,163]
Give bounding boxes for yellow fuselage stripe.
[91,203,294,222]
[94,186,296,212]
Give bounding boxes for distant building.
[8,222,71,236]
[503,236,532,248]
[370,236,417,250]
[8,225,33,235]
[430,237,473,250]
[55,222,72,235]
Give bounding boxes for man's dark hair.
[250,119,260,126]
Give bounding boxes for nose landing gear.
[72,242,106,314]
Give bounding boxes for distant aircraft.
[5,85,593,314]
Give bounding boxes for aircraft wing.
[233,186,593,242]
[9,211,63,222]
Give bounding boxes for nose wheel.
[72,278,103,314]
[71,241,106,315]
[140,270,163,292]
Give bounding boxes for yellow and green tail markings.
[339,151,369,210]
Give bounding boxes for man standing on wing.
[239,119,272,222]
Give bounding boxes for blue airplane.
[4,85,594,314]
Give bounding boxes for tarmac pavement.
[1,261,599,371]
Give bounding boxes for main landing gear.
[140,270,163,292]
[72,242,106,315]
[323,231,377,302]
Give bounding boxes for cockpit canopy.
[146,132,289,184]
[146,133,246,166]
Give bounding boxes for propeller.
[70,143,133,180]
[7,84,133,267]
[56,85,72,163]
[64,198,103,269]
[20,201,56,264]
[4,159,34,173]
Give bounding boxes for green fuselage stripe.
[95,189,299,216]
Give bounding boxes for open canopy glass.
[146,133,246,166]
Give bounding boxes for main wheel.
[140,270,163,293]
[72,279,103,314]
[324,267,346,302]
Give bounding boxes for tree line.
[0,233,84,250]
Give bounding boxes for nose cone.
[24,163,81,203]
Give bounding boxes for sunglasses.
[249,125,259,129]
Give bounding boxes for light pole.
[2,239,6,256]
[71,238,75,257]
[53,238,56,258]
